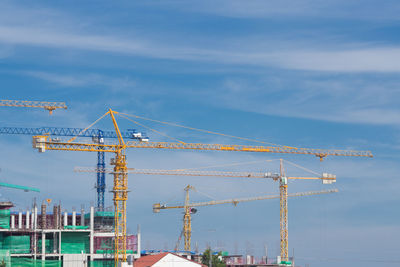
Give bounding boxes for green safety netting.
[84,211,115,219]
[90,260,114,267]
[37,239,54,254]
[100,239,112,250]
[3,236,30,254]
[0,233,3,248]
[11,257,61,267]
[95,250,133,254]
[63,225,89,230]
[0,210,10,229]
[61,232,89,254]
[0,250,11,266]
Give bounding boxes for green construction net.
[95,250,133,254]
[63,225,89,230]
[98,238,112,251]
[37,238,54,254]
[2,236,30,254]
[0,210,10,229]
[84,211,115,219]
[0,250,11,266]
[11,257,61,267]
[61,232,89,254]
[90,260,114,267]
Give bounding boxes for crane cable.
[283,159,321,176]
[172,159,279,171]
[194,188,218,201]
[117,112,298,149]
[117,113,186,144]
[67,110,110,143]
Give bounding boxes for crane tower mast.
[32,109,372,266]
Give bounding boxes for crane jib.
[38,139,373,158]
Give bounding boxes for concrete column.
[80,207,85,226]
[10,215,15,229]
[34,231,37,260]
[26,211,30,229]
[64,212,68,227]
[41,203,47,229]
[72,211,76,226]
[136,224,141,258]
[90,206,94,261]
[18,212,22,229]
[53,232,57,254]
[42,232,46,256]
[59,231,62,260]
[90,206,94,230]
[34,206,38,230]
[31,211,34,229]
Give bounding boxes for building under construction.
[0,200,139,266]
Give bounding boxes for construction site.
[0,100,373,267]
[0,200,138,266]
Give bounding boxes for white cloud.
[273,48,400,72]
[22,71,136,89]
[203,75,400,126]
[2,24,400,73]
[1,2,400,74]
[154,0,400,21]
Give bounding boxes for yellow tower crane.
[152,184,337,252]
[0,99,67,114]
[33,109,371,266]
[76,161,337,265]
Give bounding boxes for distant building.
[134,252,206,267]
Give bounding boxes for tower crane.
[0,100,67,114]
[152,185,337,252]
[76,161,337,265]
[31,109,371,266]
[0,126,147,210]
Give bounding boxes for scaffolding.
[0,201,139,266]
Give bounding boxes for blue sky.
[0,1,399,266]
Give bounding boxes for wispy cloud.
[198,74,400,125]
[22,71,136,89]
[272,49,400,72]
[155,0,400,20]
[0,26,148,56]
[1,3,400,73]
[2,24,400,73]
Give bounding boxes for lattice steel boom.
[152,185,337,252]
[0,100,67,114]
[34,140,373,159]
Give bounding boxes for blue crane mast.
[0,127,148,211]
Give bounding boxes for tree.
[0,259,6,267]
[201,248,226,267]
